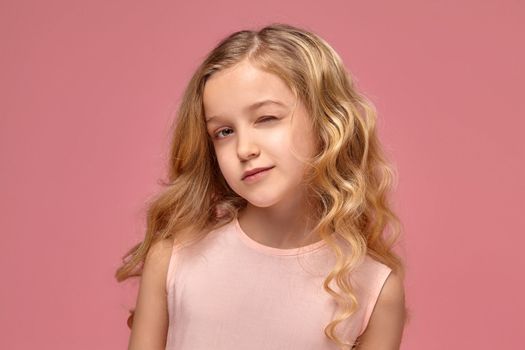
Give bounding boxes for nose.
[236,129,260,161]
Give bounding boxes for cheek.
[288,130,313,161]
[265,126,309,168]
[215,149,235,178]
[267,129,290,155]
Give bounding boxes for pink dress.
[165,217,392,350]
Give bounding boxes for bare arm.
[355,271,407,350]
[128,238,174,350]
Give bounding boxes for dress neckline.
[233,216,329,256]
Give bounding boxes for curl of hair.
[115,23,406,349]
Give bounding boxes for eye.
[214,127,233,139]
[259,115,277,122]
[212,116,278,140]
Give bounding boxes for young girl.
[116,23,407,350]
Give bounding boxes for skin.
[128,59,406,350]
[203,59,321,249]
[354,270,407,349]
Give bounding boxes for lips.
[242,166,274,180]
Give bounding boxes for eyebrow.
[205,99,288,124]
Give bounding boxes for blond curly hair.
[115,23,406,350]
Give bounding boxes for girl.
[116,23,407,350]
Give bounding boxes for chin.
[243,194,282,208]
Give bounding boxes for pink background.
[1,0,523,349]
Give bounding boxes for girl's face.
[203,60,317,209]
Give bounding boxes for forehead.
[203,61,294,120]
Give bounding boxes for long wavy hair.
[115,23,406,349]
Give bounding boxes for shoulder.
[142,237,175,289]
[128,238,174,349]
[356,269,407,349]
[146,237,174,262]
[379,269,405,308]
[373,269,406,324]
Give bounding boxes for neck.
[237,193,320,249]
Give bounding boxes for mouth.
[242,166,275,181]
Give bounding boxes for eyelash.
[213,116,278,139]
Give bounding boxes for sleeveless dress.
[164,217,392,350]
